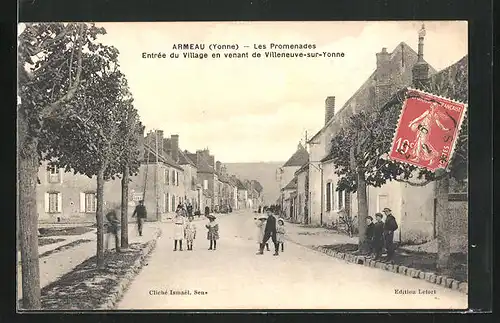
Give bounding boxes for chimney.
[216,161,221,174]
[324,96,336,125]
[171,134,179,163]
[412,24,430,89]
[375,47,391,84]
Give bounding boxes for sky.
[95,21,468,163]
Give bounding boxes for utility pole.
[154,129,159,221]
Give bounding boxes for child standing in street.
[276,218,286,252]
[372,213,385,260]
[173,209,185,251]
[255,215,270,251]
[184,215,197,251]
[205,214,219,250]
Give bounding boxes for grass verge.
[40,239,93,258]
[39,238,65,246]
[322,243,467,282]
[39,226,93,237]
[19,243,147,310]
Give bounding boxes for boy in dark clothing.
[372,213,385,260]
[132,200,147,236]
[365,216,374,255]
[382,207,398,261]
[105,207,121,252]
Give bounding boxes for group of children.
[255,213,286,253]
[365,207,399,261]
[172,206,219,251]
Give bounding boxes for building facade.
[302,28,467,244]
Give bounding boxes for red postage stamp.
[389,88,467,172]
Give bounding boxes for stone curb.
[98,227,163,310]
[287,237,467,295]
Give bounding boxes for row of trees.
[329,57,468,272]
[18,23,143,309]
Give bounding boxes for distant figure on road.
[258,206,262,213]
[105,205,121,253]
[382,207,398,261]
[173,209,185,251]
[184,215,197,251]
[372,213,385,260]
[187,203,193,217]
[257,209,279,256]
[204,206,210,217]
[255,215,270,252]
[205,214,219,250]
[276,218,286,252]
[132,200,147,236]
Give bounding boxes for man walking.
[132,200,147,236]
[372,213,385,260]
[382,207,398,261]
[257,209,279,256]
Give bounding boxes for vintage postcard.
[17,21,469,311]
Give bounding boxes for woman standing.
[173,207,185,251]
[205,214,219,250]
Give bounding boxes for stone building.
[304,26,455,243]
[277,143,309,213]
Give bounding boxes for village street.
[117,210,467,310]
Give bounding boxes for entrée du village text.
[141,43,345,59]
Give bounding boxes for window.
[80,192,96,213]
[45,192,62,213]
[85,193,96,213]
[47,165,62,183]
[171,195,175,212]
[337,190,346,210]
[377,194,388,213]
[326,183,331,211]
[203,179,208,190]
[171,170,175,186]
[163,193,168,213]
[165,169,170,185]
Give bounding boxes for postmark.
[389,88,467,171]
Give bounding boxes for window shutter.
[59,168,63,183]
[80,193,86,212]
[57,193,63,213]
[44,193,50,212]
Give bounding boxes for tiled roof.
[236,179,247,190]
[178,149,196,167]
[282,177,297,191]
[143,141,183,171]
[197,155,216,174]
[251,180,263,193]
[185,151,198,165]
[308,42,437,144]
[282,143,309,167]
[294,162,309,175]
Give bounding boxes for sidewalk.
[17,221,161,301]
[285,221,358,247]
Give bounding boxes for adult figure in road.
[132,200,147,236]
[204,205,210,218]
[257,209,279,256]
[382,207,398,261]
[187,202,193,217]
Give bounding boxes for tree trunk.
[436,174,451,272]
[121,164,129,249]
[96,167,105,269]
[357,170,368,250]
[18,111,41,310]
